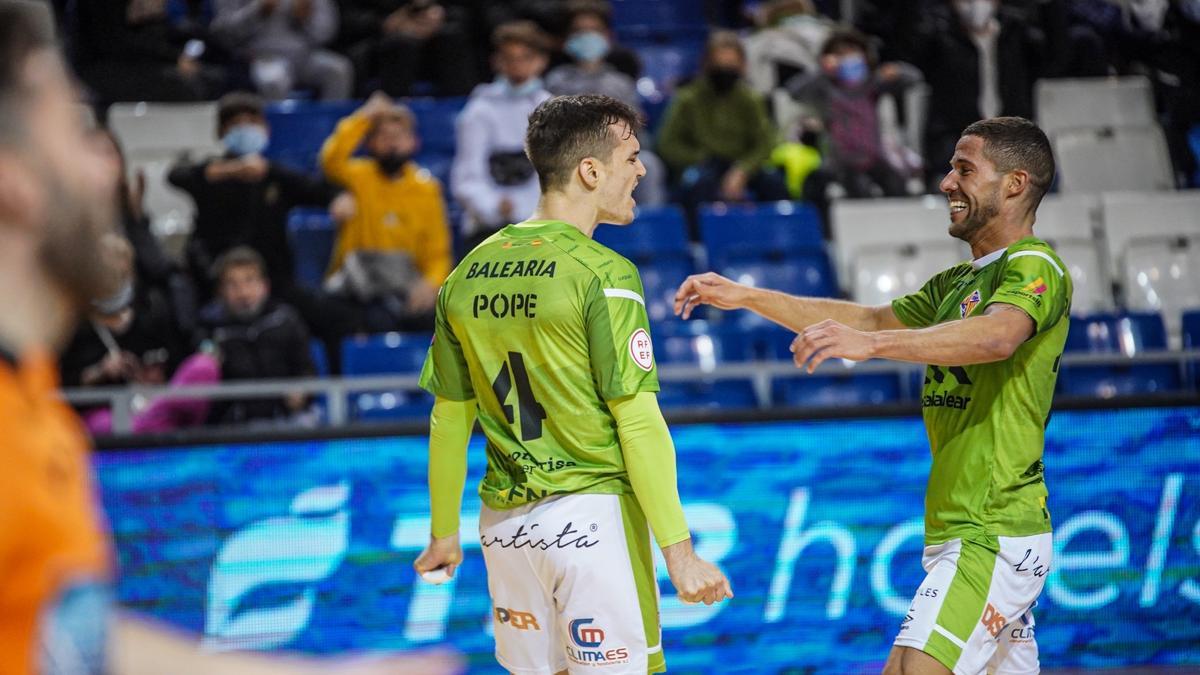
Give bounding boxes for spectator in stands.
[905,0,1062,184]
[451,20,553,250]
[73,0,227,107]
[657,30,788,230]
[211,0,353,100]
[334,0,479,97]
[320,91,451,331]
[196,247,317,425]
[169,92,339,301]
[544,1,666,205]
[545,0,641,79]
[744,0,834,96]
[787,29,923,198]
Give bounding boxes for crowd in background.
[48,0,1200,431]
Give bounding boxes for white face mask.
[957,0,997,31]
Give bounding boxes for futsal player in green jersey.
[415,94,732,675]
[676,117,1070,675]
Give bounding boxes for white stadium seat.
[1122,235,1200,347]
[851,241,963,307]
[1035,76,1156,135]
[1100,190,1200,271]
[1043,237,1113,315]
[831,196,970,291]
[1054,126,1174,194]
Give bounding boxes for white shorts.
[479,493,665,675]
[893,533,1052,675]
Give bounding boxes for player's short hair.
[492,20,552,55]
[525,94,642,192]
[217,91,266,134]
[961,116,1056,206]
[0,1,56,146]
[212,245,267,284]
[704,30,746,65]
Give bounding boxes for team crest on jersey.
[628,329,654,371]
[960,289,982,318]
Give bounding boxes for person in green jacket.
[657,30,788,231]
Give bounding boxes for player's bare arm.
[674,271,904,333]
[791,303,1034,373]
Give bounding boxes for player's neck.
[0,235,77,358]
[530,192,600,238]
[968,216,1036,260]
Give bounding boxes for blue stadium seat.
[640,258,694,328]
[631,43,704,95]
[264,100,358,173]
[700,201,826,268]
[719,254,836,303]
[286,208,336,288]
[594,205,690,262]
[1181,309,1200,389]
[407,96,467,157]
[653,320,758,410]
[310,339,329,377]
[1059,312,1182,397]
[612,0,707,42]
[341,332,434,421]
[772,373,902,407]
[654,320,756,366]
[656,380,759,411]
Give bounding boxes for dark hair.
[525,94,642,192]
[217,91,266,134]
[492,20,552,55]
[212,245,267,284]
[820,28,876,66]
[0,1,56,145]
[961,116,1056,206]
[704,30,746,65]
[565,0,612,30]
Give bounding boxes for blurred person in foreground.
[676,117,1070,675]
[0,2,458,672]
[415,94,732,674]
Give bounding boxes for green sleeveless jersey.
[891,237,1073,544]
[419,220,659,511]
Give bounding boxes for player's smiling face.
[596,122,645,225]
[940,134,1002,243]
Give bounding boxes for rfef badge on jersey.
[628,329,653,371]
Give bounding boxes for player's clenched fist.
[673,272,752,320]
[662,539,734,605]
[414,533,463,582]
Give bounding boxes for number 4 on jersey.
[491,352,547,441]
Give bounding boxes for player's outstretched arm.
[791,304,1034,373]
[674,271,902,334]
[608,392,733,606]
[414,396,477,580]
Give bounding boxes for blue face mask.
[565,30,610,63]
[222,123,269,157]
[837,54,869,86]
[500,76,544,98]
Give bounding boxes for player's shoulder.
[552,236,641,291]
[1004,237,1068,277]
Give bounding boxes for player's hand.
[329,191,357,222]
[407,279,438,314]
[718,166,749,201]
[358,91,394,119]
[414,532,463,580]
[674,271,751,319]
[790,318,877,373]
[662,539,733,605]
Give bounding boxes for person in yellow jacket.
[320,92,452,316]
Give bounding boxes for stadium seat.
[700,201,825,268]
[1183,310,1200,390]
[286,208,336,288]
[831,196,971,288]
[1043,238,1113,315]
[611,0,706,42]
[851,241,962,307]
[310,340,329,377]
[1035,76,1156,136]
[1059,312,1181,397]
[341,332,434,421]
[594,205,690,262]
[720,254,836,303]
[1121,235,1200,347]
[640,258,695,328]
[1100,190,1200,275]
[406,96,467,157]
[631,43,704,97]
[653,320,759,411]
[1054,126,1174,194]
[655,380,759,411]
[772,372,902,407]
[1034,194,1102,242]
[264,99,359,172]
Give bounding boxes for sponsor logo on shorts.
[1012,548,1049,578]
[917,586,939,598]
[480,521,600,550]
[981,603,1008,638]
[960,289,981,318]
[567,618,629,666]
[628,328,654,371]
[494,607,541,631]
[899,613,914,632]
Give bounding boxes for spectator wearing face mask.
[657,30,788,233]
[905,0,1060,185]
[544,0,666,205]
[744,0,835,96]
[786,28,923,199]
[451,20,553,251]
[169,92,340,301]
[195,246,317,425]
[319,91,451,328]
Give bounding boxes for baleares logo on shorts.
[567,618,630,666]
[628,328,653,372]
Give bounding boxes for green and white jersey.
[891,237,1073,544]
[419,220,659,511]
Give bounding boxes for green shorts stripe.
[619,494,666,674]
[926,537,999,670]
